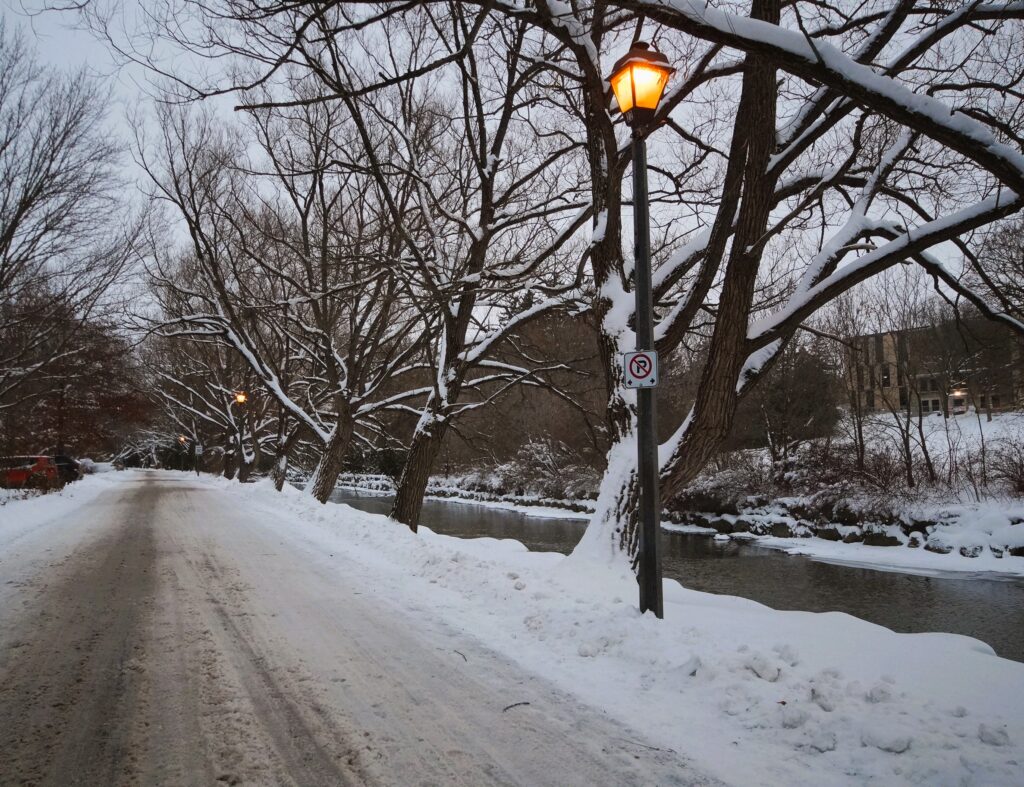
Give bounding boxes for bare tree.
[0,21,137,412]
[322,9,589,529]
[141,103,428,500]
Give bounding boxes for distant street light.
[608,41,675,619]
[234,391,248,405]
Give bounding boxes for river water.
[331,488,1024,663]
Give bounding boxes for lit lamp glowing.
[608,42,675,128]
[178,435,188,445]
[234,391,248,405]
[607,41,675,620]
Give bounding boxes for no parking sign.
[623,350,658,388]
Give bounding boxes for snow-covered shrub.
[437,440,599,501]
[668,450,772,514]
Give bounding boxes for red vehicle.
[0,456,61,488]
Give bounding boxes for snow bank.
[337,472,595,519]
[0,472,123,545]
[209,475,1023,786]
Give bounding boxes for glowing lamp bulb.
[608,42,675,126]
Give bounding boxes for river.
[331,487,1024,663]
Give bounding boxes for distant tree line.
[0,23,146,458]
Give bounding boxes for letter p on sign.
[623,351,658,389]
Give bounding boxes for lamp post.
[608,42,675,619]
[178,435,191,473]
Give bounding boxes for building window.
[921,400,931,413]
[881,364,891,388]
[899,387,908,407]
[874,334,883,362]
[992,395,1001,409]
[931,399,941,412]
[866,389,875,410]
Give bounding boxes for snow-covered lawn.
[882,409,1024,459]
[220,475,1022,785]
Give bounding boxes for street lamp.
[608,41,674,619]
[234,391,248,405]
[609,42,675,128]
[177,435,191,473]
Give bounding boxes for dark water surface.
[332,487,1024,663]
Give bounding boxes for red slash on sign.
[622,350,659,389]
[629,354,652,379]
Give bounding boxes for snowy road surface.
[0,472,714,786]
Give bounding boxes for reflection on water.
[331,487,1024,663]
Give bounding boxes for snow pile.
[0,487,42,506]
[76,458,116,474]
[214,476,1023,786]
[923,504,1024,557]
[0,473,116,523]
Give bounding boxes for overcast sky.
[6,2,122,73]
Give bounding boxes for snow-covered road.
[0,472,713,786]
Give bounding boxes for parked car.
[53,455,81,484]
[0,456,61,489]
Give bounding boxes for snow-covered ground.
[10,472,1019,784]
[220,474,1021,785]
[873,409,1024,461]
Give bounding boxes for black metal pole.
[631,130,663,618]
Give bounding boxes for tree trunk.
[901,427,916,488]
[271,452,289,491]
[390,417,448,532]
[270,428,300,492]
[916,409,937,483]
[587,0,781,568]
[223,446,237,480]
[305,415,354,503]
[237,436,253,483]
[571,436,641,568]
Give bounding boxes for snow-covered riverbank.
[228,474,1022,785]
[339,477,1024,578]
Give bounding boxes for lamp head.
[608,41,675,128]
[234,391,248,405]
